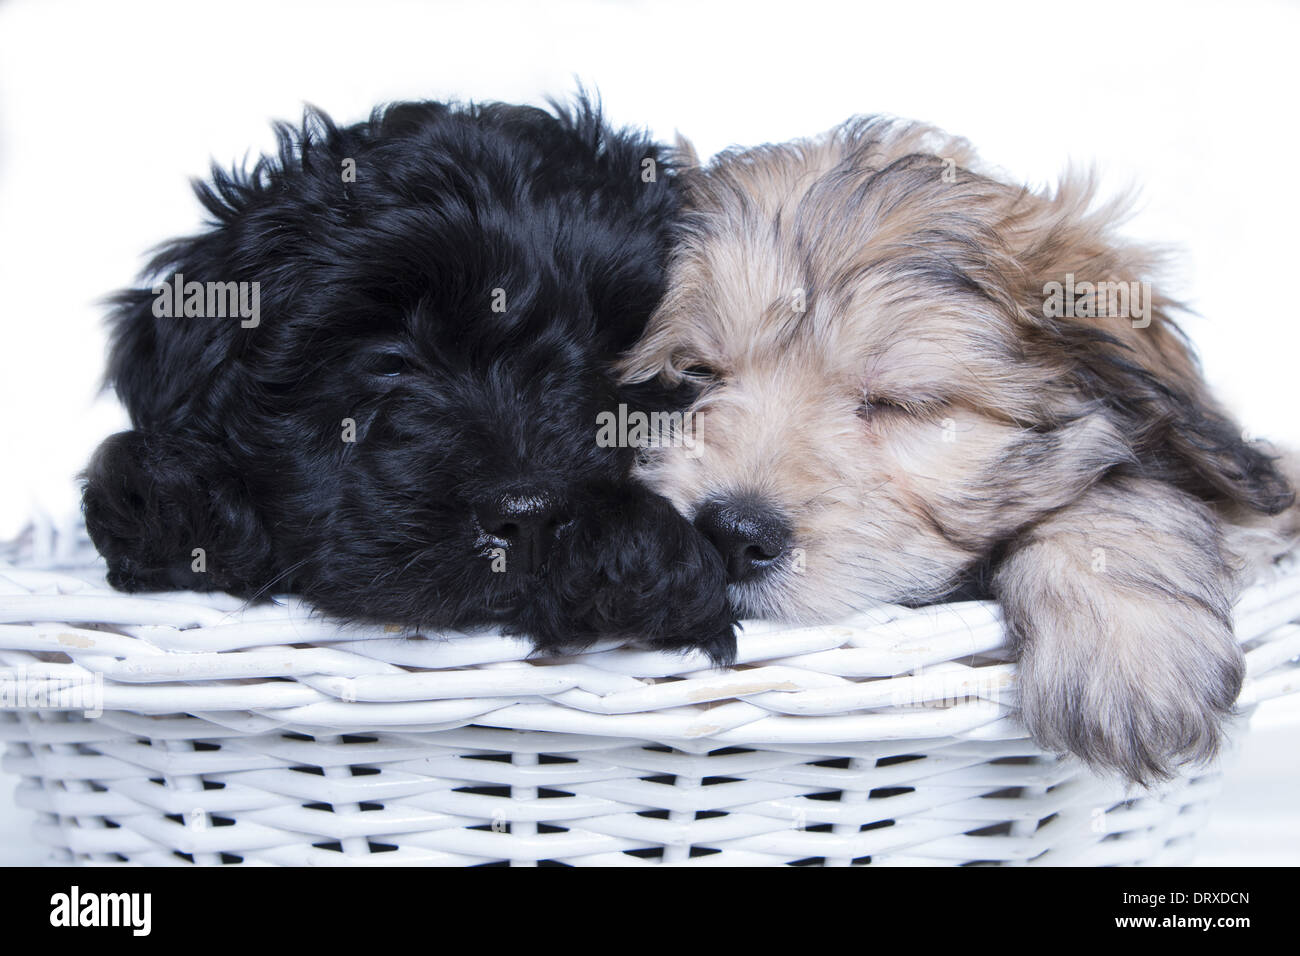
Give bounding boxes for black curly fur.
[82,95,737,664]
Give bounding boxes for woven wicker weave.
[2,518,1298,866]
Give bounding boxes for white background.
[0,0,1296,864]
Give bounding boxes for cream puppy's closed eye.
[619,117,1300,784]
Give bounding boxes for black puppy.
[82,96,736,663]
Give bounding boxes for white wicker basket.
[2,517,1297,867]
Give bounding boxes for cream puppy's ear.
[985,174,1297,782]
[671,132,701,169]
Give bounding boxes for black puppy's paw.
[82,430,274,595]
[518,483,737,664]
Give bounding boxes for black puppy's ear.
[82,431,275,595]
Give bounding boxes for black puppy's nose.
[694,498,791,583]
[476,494,564,574]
